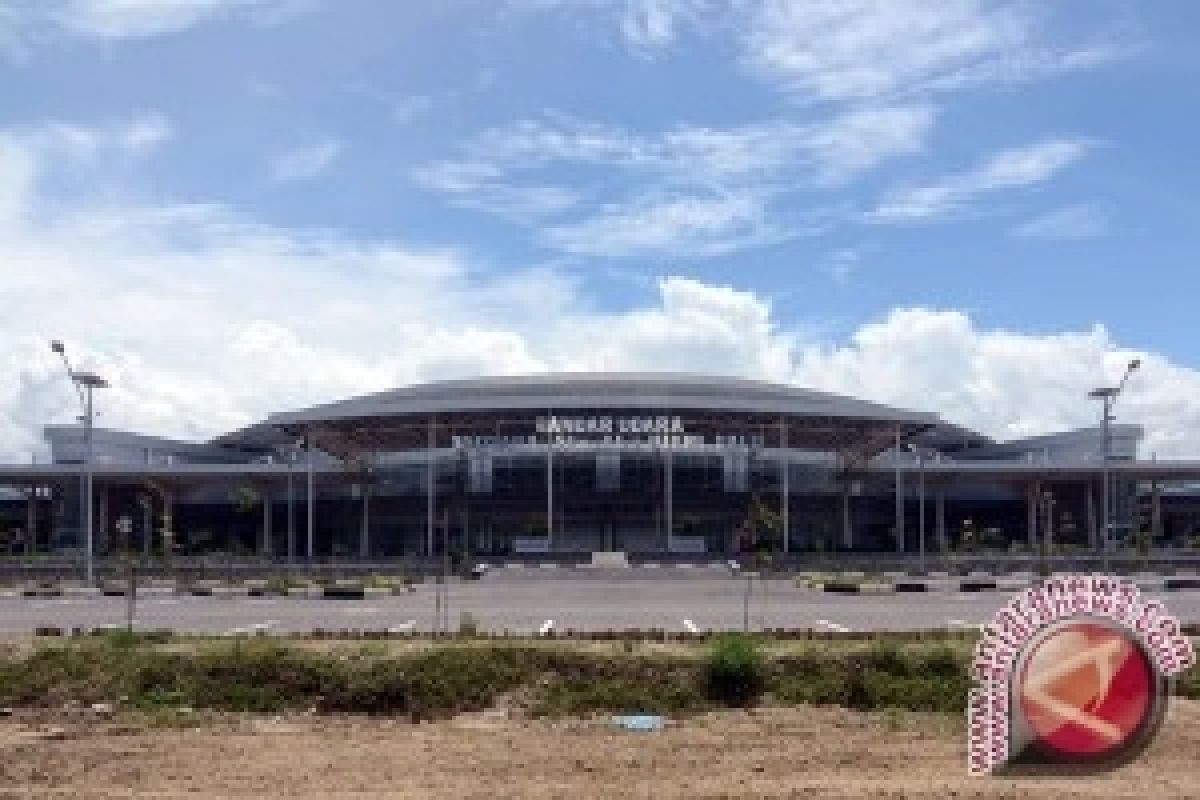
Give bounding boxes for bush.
[704,634,765,707]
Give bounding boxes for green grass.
[1,635,1195,719]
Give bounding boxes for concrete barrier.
[322,585,366,600]
[1164,578,1200,591]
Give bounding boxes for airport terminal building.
[2,373,1200,561]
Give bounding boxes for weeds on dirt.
[1,635,1196,719]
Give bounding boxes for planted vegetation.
[0,633,1195,719]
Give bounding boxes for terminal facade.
[1,374,1199,561]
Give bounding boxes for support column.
[1152,480,1162,550]
[1027,480,1039,549]
[546,433,554,551]
[461,502,470,563]
[25,487,37,556]
[1086,481,1098,550]
[894,427,904,554]
[98,486,109,557]
[841,481,852,550]
[141,494,153,557]
[665,444,673,554]
[936,487,947,553]
[162,489,175,556]
[306,431,315,561]
[427,417,436,557]
[261,486,272,557]
[360,483,371,559]
[780,419,789,554]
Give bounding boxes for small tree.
[739,491,782,554]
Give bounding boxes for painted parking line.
[815,619,852,633]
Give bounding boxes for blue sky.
[2,0,1200,458]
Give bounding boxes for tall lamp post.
[50,340,108,586]
[1089,359,1141,568]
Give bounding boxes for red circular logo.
[1017,620,1156,760]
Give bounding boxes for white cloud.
[543,190,789,258]
[55,0,298,40]
[0,0,307,57]
[741,0,1123,102]
[868,138,1091,223]
[121,112,173,153]
[4,117,1200,463]
[791,308,1200,459]
[619,0,709,54]
[1015,204,1106,240]
[416,107,932,255]
[270,139,341,182]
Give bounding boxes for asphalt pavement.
[3,576,1200,635]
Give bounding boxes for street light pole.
[1090,359,1140,571]
[50,341,107,586]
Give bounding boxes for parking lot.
[4,574,1200,635]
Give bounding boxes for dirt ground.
[1,701,1198,798]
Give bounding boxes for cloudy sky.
[2,0,1199,460]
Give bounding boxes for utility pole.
[50,341,107,586]
[1090,359,1141,571]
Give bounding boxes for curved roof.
[263,372,944,427]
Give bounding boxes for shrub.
[704,634,765,707]
[533,677,703,716]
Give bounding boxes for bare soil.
[1,701,1198,798]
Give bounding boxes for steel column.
[427,417,435,557]
[261,487,272,557]
[306,431,315,561]
[936,488,947,553]
[841,482,852,550]
[894,426,904,554]
[1086,481,1097,550]
[780,419,789,554]
[665,443,673,554]
[546,432,554,550]
[286,460,295,566]
[1027,480,1039,549]
[25,487,36,556]
[1152,480,1162,550]
[360,483,370,559]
